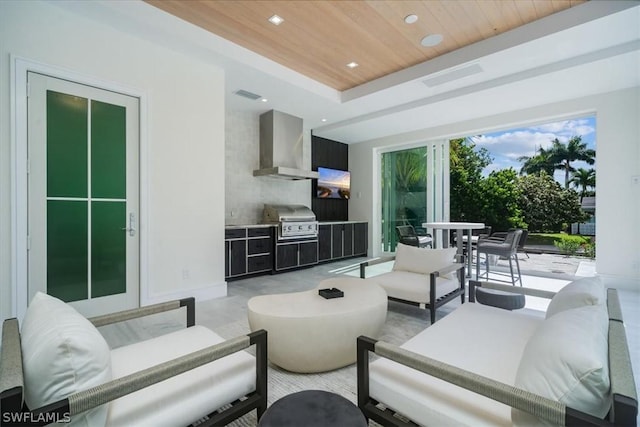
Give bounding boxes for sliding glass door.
[381,141,449,252]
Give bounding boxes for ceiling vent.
[234,89,262,100]
[422,64,483,87]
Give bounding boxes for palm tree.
[570,168,596,199]
[518,146,555,176]
[549,136,596,188]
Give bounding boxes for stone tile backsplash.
[225,110,312,225]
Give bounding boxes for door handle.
[121,212,136,237]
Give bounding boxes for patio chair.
[396,225,432,248]
[476,228,523,286]
[517,229,530,258]
[0,292,267,426]
[487,228,529,259]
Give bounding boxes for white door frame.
[10,56,150,320]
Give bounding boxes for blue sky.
[470,116,596,184]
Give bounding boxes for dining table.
[423,222,485,277]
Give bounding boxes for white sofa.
[360,243,465,323]
[357,277,638,427]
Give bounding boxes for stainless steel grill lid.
[263,204,316,223]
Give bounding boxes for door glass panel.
[47,91,87,198]
[47,200,88,302]
[91,201,126,297]
[91,100,126,199]
[381,147,428,252]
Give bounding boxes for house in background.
[572,196,596,236]
[0,0,638,322]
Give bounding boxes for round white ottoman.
[247,278,387,373]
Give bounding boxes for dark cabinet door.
[343,223,354,257]
[248,254,272,273]
[299,242,318,266]
[318,225,332,261]
[276,244,298,270]
[354,222,368,255]
[229,240,247,276]
[332,225,343,259]
[248,238,272,255]
[224,240,230,277]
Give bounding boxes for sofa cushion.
[370,303,543,426]
[368,271,459,304]
[512,304,610,426]
[392,244,457,275]
[107,325,256,426]
[21,292,112,427]
[545,276,605,319]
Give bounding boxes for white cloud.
[530,119,595,139]
[473,130,557,159]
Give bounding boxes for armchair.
[360,244,465,323]
[0,292,267,426]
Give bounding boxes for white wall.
[350,87,640,291]
[0,0,227,321]
[225,110,312,225]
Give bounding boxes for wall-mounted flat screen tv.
[317,167,350,200]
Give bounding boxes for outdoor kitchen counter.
[225,224,275,228]
[319,221,368,224]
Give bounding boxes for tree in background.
[518,172,588,232]
[570,167,596,199]
[549,136,596,188]
[518,146,555,176]
[518,136,595,189]
[449,138,491,223]
[480,168,526,231]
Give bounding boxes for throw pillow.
[512,304,610,426]
[392,243,457,275]
[21,292,112,427]
[546,276,605,319]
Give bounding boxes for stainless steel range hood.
[253,110,319,180]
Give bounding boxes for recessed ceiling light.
[321,118,327,122]
[404,14,418,24]
[346,62,359,69]
[268,14,284,25]
[421,34,443,47]
[261,98,268,102]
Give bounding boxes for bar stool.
[475,229,523,286]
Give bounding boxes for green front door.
[27,72,139,317]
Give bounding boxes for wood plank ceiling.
[146,0,587,91]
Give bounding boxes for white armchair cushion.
[545,276,605,319]
[392,244,457,275]
[21,292,112,427]
[107,326,256,426]
[367,271,459,304]
[512,304,610,426]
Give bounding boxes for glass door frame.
[374,139,450,257]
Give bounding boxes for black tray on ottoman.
[318,288,344,299]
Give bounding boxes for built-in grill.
[263,204,318,241]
